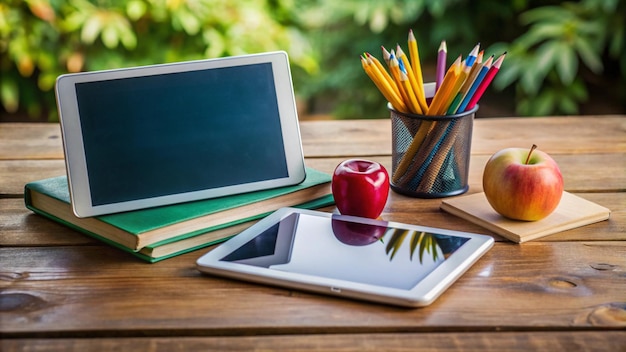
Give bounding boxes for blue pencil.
[457,55,493,113]
[464,43,480,67]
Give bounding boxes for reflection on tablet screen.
[221,213,470,290]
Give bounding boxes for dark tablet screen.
[75,63,288,206]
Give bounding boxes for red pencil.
[465,52,506,110]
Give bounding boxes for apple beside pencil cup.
[389,82,477,198]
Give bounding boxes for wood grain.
[299,116,626,157]
[3,331,626,351]
[0,123,64,160]
[1,117,625,348]
[1,242,625,337]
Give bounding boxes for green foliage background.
[1,0,624,121]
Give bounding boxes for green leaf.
[573,37,603,73]
[558,95,579,114]
[113,19,137,50]
[520,6,570,25]
[81,15,103,44]
[0,78,19,113]
[532,89,556,116]
[177,9,201,35]
[101,25,119,49]
[555,43,577,84]
[126,0,146,21]
[37,72,57,91]
[568,79,589,100]
[369,8,387,33]
[608,23,624,58]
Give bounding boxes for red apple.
[483,144,563,221]
[332,159,390,219]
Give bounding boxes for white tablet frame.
[196,208,494,308]
[56,51,305,217]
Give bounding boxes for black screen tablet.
[56,52,305,217]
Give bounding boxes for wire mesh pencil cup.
[389,103,477,198]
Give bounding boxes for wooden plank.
[0,160,66,196]
[0,123,64,160]
[1,242,625,336]
[472,116,626,155]
[3,331,626,351]
[300,116,626,158]
[1,117,624,161]
[1,152,623,197]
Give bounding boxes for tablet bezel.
[196,208,494,307]
[56,51,305,217]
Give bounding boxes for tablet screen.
[57,51,306,217]
[220,212,470,290]
[75,63,288,206]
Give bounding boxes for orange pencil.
[438,58,472,114]
[427,55,461,115]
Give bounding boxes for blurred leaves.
[0,0,316,120]
[1,0,625,120]
[493,0,625,115]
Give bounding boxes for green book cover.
[24,167,334,260]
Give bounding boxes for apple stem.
[525,144,537,165]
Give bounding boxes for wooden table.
[1,116,625,351]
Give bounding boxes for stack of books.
[24,167,334,262]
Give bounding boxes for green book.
[24,167,334,262]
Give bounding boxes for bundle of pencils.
[361,30,506,116]
[362,30,507,196]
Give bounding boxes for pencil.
[435,40,447,92]
[446,50,484,115]
[439,61,470,115]
[465,52,506,111]
[381,45,392,66]
[464,43,480,67]
[408,30,427,109]
[361,55,408,113]
[388,52,414,113]
[396,45,426,114]
[400,70,422,115]
[457,55,493,113]
[366,52,401,99]
[427,55,461,116]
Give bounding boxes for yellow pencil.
[381,45,392,66]
[388,53,413,113]
[396,45,426,114]
[427,55,461,115]
[366,52,401,100]
[400,71,421,114]
[408,30,425,103]
[361,56,408,113]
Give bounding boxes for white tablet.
[196,208,494,307]
[56,51,306,217]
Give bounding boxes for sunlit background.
[1,0,624,122]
